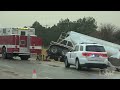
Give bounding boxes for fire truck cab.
[0,27,42,60]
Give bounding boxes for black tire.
[100,67,106,69]
[6,54,13,59]
[64,57,70,68]
[60,58,64,62]
[87,67,91,70]
[50,46,58,54]
[2,47,7,59]
[60,57,64,62]
[75,60,81,70]
[20,56,29,60]
[116,68,120,72]
[54,57,58,61]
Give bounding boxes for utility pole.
[45,25,49,28]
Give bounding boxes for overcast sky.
[0,11,120,28]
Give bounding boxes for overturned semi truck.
[47,31,120,63]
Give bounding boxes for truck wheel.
[20,56,29,60]
[6,54,13,59]
[54,57,58,61]
[116,68,120,72]
[2,47,7,59]
[64,58,70,68]
[60,57,64,62]
[87,67,91,70]
[60,58,63,62]
[75,60,81,70]
[50,46,58,54]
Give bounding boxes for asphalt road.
[0,57,120,79]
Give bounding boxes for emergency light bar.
[18,28,29,30]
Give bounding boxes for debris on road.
[108,57,120,71]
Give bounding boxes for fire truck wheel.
[6,54,13,59]
[2,47,7,59]
[20,56,29,60]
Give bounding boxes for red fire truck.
[0,27,42,60]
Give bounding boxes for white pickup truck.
[64,43,109,70]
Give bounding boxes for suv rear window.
[86,45,105,52]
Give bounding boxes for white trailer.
[62,31,120,59]
[47,31,120,63]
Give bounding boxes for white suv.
[64,43,109,70]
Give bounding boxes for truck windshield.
[86,45,105,52]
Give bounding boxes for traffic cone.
[32,69,37,79]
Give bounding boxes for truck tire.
[20,56,29,60]
[64,57,70,68]
[6,54,13,59]
[54,57,58,61]
[50,46,58,54]
[2,47,7,59]
[116,68,120,72]
[60,58,63,62]
[75,59,81,70]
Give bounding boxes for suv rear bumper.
[81,63,108,69]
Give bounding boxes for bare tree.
[98,23,117,42]
[113,29,120,44]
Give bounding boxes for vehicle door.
[66,41,74,63]
[70,45,79,64]
[19,30,30,53]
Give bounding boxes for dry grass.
[41,49,47,56]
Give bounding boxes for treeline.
[30,17,120,47]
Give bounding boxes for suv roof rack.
[80,42,98,44]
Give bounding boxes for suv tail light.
[82,52,92,56]
[100,54,108,57]
[82,52,108,57]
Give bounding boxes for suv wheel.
[75,60,81,70]
[65,58,70,68]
